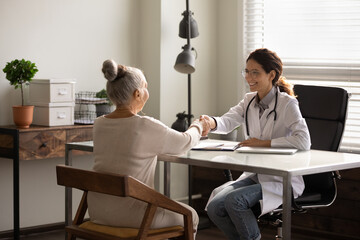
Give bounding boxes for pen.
[234,143,242,150]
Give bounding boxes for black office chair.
[221,85,349,238]
[257,84,349,239]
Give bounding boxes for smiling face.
[245,59,275,100]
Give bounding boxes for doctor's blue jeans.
[207,178,262,240]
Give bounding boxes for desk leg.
[13,132,20,240]
[164,162,170,197]
[282,174,292,240]
[188,165,193,206]
[65,146,73,229]
[14,156,20,240]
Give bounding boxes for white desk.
[64,139,360,240]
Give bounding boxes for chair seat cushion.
[79,221,183,238]
[295,192,322,203]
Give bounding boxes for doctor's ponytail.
[276,76,294,97]
[247,48,295,97]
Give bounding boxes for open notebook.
[192,142,240,151]
[192,142,298,154]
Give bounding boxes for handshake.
[194,116,270,147]
[193,115,216,137]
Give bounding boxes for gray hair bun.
[102,59,118,82]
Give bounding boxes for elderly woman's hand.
[199,115,214,136]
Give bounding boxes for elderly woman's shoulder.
[137,115,169,128]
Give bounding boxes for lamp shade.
[179,11,199,39]
[174,45,195,74]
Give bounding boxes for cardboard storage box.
[29,79,76,105]
[33,102,75,126]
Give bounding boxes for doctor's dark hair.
[247,48,294,96]
[102,59,144,106]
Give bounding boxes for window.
[243,0,360,153]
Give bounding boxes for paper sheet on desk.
[192,142,240,151]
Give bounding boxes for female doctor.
[201,48,311,240]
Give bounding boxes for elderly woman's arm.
[160,119,204,155]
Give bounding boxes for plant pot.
[12,105,34,129]
[96,104,115,117]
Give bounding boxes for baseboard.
[1,221,359,240]
[291,226,360,240]
[0,222,64,239]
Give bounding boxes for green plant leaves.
[3,59,38,86]
[3,59,38,105]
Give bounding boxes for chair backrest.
[294,84,349,152]
[56,165,194,240]
[57,164,129,196]
[294,85,349,205]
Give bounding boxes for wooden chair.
[56,165,194,240]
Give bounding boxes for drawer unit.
[33,102,74,126]
[0,125,93,161]
[19,130,66,160]
[29,79,76,104]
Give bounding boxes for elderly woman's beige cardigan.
[87,115,202,229]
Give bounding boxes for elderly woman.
[87,59,206,232]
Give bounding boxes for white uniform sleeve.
[212,100,246,134]
[271,100,311,150]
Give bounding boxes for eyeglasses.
[241,69,262,79]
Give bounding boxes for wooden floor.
[4,224,333,240]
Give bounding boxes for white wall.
[0,0,243,231]
[138,0,161,120]
[0,0,141,231]
[0,0,140,124]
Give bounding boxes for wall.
[0,0,142,231]
[0,0,242,231]
[0,0,140,118]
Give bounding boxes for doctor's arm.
[208,101,246,135]
[271,101,311,150]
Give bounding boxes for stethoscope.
[245,90,278,136]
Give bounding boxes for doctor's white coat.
[207,89,311,216]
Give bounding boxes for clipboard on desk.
[235,147,298,155]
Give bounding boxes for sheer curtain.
[243,0,360,153]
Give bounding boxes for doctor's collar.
[255,86,277,109]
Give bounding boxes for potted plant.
[95,88,115,117]
[3,59,39,128]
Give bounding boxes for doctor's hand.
[199,115,214,136]
[196,117,210,137]
[239,138,271,147]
